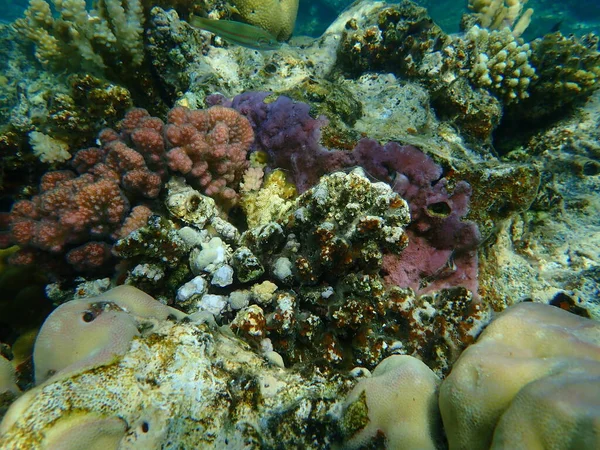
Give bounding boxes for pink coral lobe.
[164,105,253,203]
[66,242,112,271]
[166,147,193,174]
[33,219,70,252]
[115,205,152,240]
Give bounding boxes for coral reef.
[3,289,595,449]
[214,92,482,294]
[1,1,600,448]
[110,162,486,374]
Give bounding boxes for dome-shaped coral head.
[228,0,299,41]
[33,285,186,385]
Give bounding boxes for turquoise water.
[294,0,600,38]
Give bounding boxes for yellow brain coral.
[229,0,299,40]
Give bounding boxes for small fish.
[419,251,457,290]
[190,16,281,51]
[550,20,563,33]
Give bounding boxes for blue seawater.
[3,1,598,37]
[294,0,600,38]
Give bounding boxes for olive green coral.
[520,32,600,119]
[439,302,600,450]
[465,25,536,103]
[229,0,299,41]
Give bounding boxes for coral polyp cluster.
[0,104,253,272]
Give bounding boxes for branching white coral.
[466,25,536,102]
[13,0,145,70]
[468,0,533,37]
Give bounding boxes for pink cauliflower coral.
[165,106,254,204]
[5,170,138,272]
[0,104,254,273]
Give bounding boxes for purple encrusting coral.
[352,139,481,295]
[211,92,481,294]
[207,92,336,192]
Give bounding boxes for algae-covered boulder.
[0,286,351,449]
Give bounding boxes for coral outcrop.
[439,302,600,450]
[164,105,253,205]
[0,104,253,273]
[336,0,598,138]
[0,286,352,449]
[234,168,486,373]
[4,288,595,449]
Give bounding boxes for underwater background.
[4,1,600,36]
[0,0,599,448]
